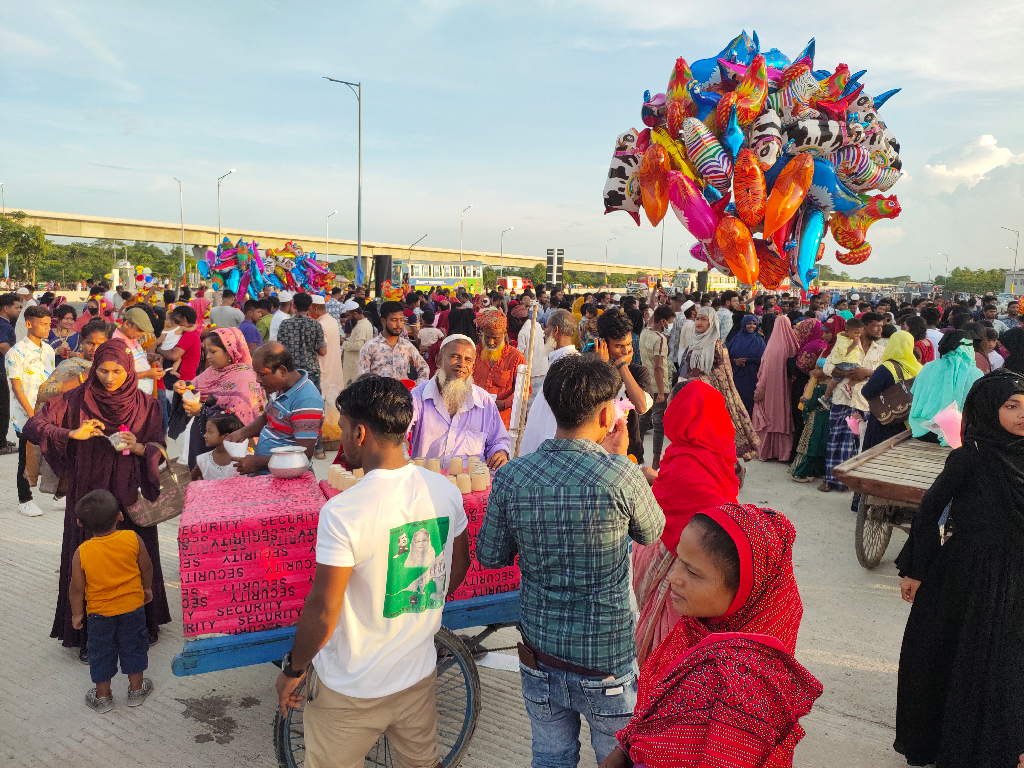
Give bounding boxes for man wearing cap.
[114,307,163,395]
[14,287,35,343]
[409,334,510,470]
[341,298,373,386]
[209,288,244,328]
[269,291,295,342]
[473,311,526,429]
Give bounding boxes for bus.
[391,259,484,294]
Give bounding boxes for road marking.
[797,648,898,674]
[0,535,59,546]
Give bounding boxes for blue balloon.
[723,105,744,159]
[703,184,724,204]
[687,81,721,120]
[690,30,758,87]
[762,152,790,194]
[792,38,815,66]
[844,70,867,97]
[797,208,825,289]
[807,158,866,213]
[762,47,790,71]
[196,260,210,279]
[873,88,901,111]
[226,268,240,294]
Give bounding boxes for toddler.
[70,489,154,713]
[192,413,245,481]
[820,318,864,408]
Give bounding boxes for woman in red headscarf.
[605,503,822,768]
[633,381,739,666]
[25,340,171,656]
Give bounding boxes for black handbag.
[868,361,915,425]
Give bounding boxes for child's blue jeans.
[87,606,149,684]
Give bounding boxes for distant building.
[1004,270,1024,295]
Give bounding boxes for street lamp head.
[230,169,236,174]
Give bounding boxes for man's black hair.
[258,343,295,372]
[0,293,19,311]
[543,354,620,429]
[222,288,236,300]
[721,290,738,303]
[170,305,197,324]
[380,300,404,319]
[76,489,120,534]
[24,305,51,320]
[921,306,942,326]
[331,287,342,296]
[903,315,927,341]
[80,318,115,341]
[293,292,313,312]
[652,305,675,323]
[596,308,634,342]
[421,308,435,324]
[860,312,884,325]
[269,296,280,311]
[336,375,413,446]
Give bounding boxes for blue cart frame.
[173,590,520,767]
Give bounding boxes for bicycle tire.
[273,625,483,768]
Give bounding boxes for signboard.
[545,248,564,288]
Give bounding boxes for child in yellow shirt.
[70,489,155,713]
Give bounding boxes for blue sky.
[2,0,1022,281]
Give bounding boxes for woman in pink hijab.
[753,315,799,461]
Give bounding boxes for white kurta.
[318,313,346,429]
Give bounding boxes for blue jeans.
[519,660,637,768]
[87,607,149,684]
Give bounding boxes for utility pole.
[324,77,362,285]
[1003,227,1020,295]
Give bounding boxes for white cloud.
[921,135,1024,193]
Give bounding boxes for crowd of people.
[5,275,1023,767]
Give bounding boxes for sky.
[1,0,1022,281]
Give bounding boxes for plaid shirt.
[278,314,326,376]
[477,439,664,674]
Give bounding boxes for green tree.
[482,267,498,291]
[939,267,1004,295]
[0,212,47,283]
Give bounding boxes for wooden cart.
[833,431,950,569]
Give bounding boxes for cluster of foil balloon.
[602,31,903,289]
[197,237,336,298]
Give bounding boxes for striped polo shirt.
[255,370,325,460]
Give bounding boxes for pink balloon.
[668,171,718,242]
[932,404,963,448]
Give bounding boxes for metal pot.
[267,446,310,479]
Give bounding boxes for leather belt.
[519,636,610,678]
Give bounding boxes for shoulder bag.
[126,444,192,527]
[868,361,915,426]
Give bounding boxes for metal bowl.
[268,446,310,479]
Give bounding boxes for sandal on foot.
[817,482,832,493]
[127,678,154,707]
[792,476,814,483]
[85,689,114,714]
[78,646,89,665]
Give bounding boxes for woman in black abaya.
[893,369,1024,767]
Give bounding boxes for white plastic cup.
[427,458,441,473]
[456,474,473,494]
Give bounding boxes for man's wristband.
[615,360,629,370]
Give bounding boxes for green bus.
[392,259,484,294]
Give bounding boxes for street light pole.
[1003,227,1020,294]
[924,255,933,282]
[500,227,513,277]
[217,169,235,242]
[460,205,472,262]
[324,77,363,286]
[605,236,617,286]
[173,178,186,285]
[0,181,4,217]
[326,210,338,261]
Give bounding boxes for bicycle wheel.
[855,496,893,569]
[274,625,482,768]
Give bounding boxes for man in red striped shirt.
[226,342,324,475]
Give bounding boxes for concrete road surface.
[0,450,912,768]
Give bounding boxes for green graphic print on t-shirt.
[383,517,450,618]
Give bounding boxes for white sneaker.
[17,501,43,517]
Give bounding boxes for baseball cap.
[123,307,154,333]
[311,294,326,305]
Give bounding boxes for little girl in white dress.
[191,413,245,481]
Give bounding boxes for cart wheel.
[855,497,893,569]
[273,625,482,768]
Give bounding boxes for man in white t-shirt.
[276,375,470,768]
[519,308,578,455]
[269,291,294,341]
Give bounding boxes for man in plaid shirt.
[478,354,664,768]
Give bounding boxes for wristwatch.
[281,651,306,678]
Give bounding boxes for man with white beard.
[409,335,511,470]
[518,309,579,455]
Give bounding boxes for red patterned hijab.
[190,328,266,425]
[618,504,819,768]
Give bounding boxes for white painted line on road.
[477,652,519,673]
[797,648,898,675]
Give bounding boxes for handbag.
[126,444,191,527]
[868,361,915,426]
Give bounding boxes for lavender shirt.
[409,378,511,468]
